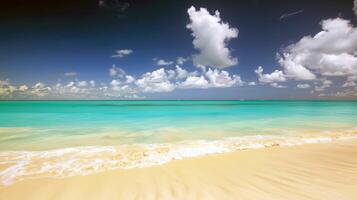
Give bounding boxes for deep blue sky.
[0,0,356,99]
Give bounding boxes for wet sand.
[1,140,357,200]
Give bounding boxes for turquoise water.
[0,100,356,150]
[1,100,357,185]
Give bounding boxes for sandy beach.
[1,139,357,200]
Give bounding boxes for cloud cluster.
[135,68,175,92]
[135,65,242,92]
[187,6,238,68]
[0,64,244,99]
[255,66,286,83]
[255,16,357,94]
[0,80,52,98]
[254,66,286,88]
[0,80,17,96]
[278,18,357,81]
[109,64,126,78]
[111,49,133,58]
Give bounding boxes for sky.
[0,0,357,100]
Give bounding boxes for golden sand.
[1,140,357,200]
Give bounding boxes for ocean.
[0,100,357,185]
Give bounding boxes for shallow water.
[0,100,357,185]
[0,100,356,150]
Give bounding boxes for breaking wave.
[1,128,357,186]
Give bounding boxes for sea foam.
[1,129,357,186]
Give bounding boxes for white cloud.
[297,83,310,89]
[1,65,245,99]
[0,80,16,96]
[175,65,189,79]
[66,82,75,88]
[111,49,133,58]
[270,82,287,88]
[135,68,175,92]
[125,75,135,83]
[64,72,78,77]
[187,6,238,68]
[342,81,356,87]
[18,85,29,92]
[176,57,188,65]
[109,80,131,92]
[248,81,257,86]
[0,80,10,87]
[314,79,332,91]
[77,81,88,87]
[30,82,51,97]
[179,76,209,89]
[278,18,357,81]
[255,66,286,83]
[178,68,242,89]
[328,88,357,97]
[156,59,173,66]
[89,80,96,87]
[109,64,126,78]
[205,68,243,87]
[110,79,120,86]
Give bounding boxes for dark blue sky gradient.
[0,0,356,99]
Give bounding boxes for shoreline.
[1,129,357,186]
[1,139,357,199]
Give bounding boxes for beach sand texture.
[1,140,357,200]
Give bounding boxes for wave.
[1,128,357,186]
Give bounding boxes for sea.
[0,100,356,185]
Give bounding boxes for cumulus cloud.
[134,65,243,92]
[175,65,189,79]
[278,18,357,81]
[1,65,244,99]
[111,49,133,58]
[109,64,126,78]
[178,68,243,89]
[254,66,286,88]
[176,57,188,65]
[0,80,16,96]
[255,66,286,83]
[135,68,175,92]
[30,82,51,97]
[205,68,243,87]
[125,75,135,83]
[297,83,311,89]
[18,85,29,92]
[187,6,238,68]
[179,76,209,89]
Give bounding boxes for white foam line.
[1,133,357,186]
